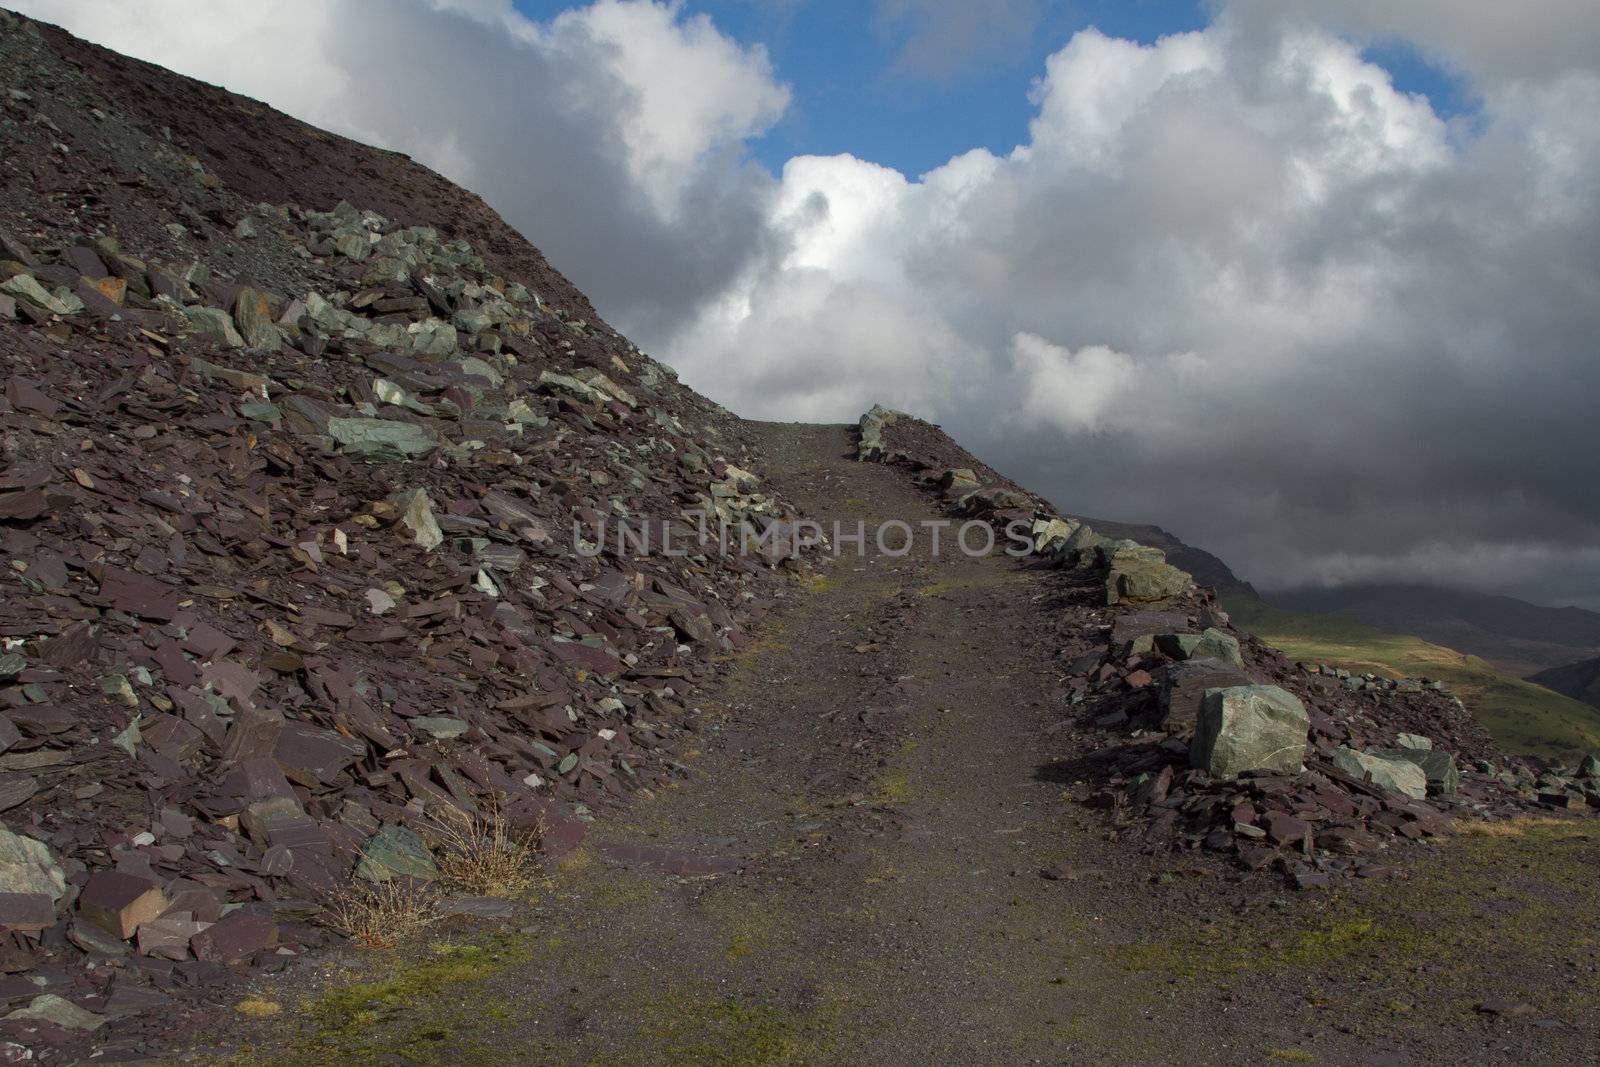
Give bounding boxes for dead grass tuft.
[1456,816,1582,838]
[429,797,545,899]
[321,878,443,950]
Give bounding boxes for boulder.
[1030,516,1079,553]
[77,870,168,940]
[1155,628,1242,667]
[1102,543,1194,605]
[1158,658,1252,730]
[1190,684,1309,778]
[1332,747,1428,800]
[1377,745,1461,796]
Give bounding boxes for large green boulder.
[1103,543,1194,606]
[1190,684,1309,778]
[1332,747,1428,799]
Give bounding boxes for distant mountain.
[1529,658,1600,711]
[1267,583,1600,676]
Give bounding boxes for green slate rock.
[1156,628,1242,667]
[1190,684,1309,779]
[1103,543,1194,606]
[233,287,281,351]
[411,715,468,740]
[354,825,438,883]
[0,827,67,901]
[1332,747,1428,800]
[394,488,444,551]
[326,417,436,461]
[1,272,81,315]
[184,305,244,348]
[5,993,105,1031]
[1377,745,1461,796]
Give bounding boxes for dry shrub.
[321,878,443,949]
[428,796,545,899]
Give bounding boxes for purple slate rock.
[136,915,210,961]
[0,893,55,933]
[77,870,167,940]
[190,912,278,965]
[96,566,181,621]
[272,722,366,787]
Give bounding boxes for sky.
[10,0,1600,608]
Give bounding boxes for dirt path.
[178,424,1600,1067]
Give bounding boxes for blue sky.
[512,0,1471,177]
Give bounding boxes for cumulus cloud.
[12,0,1600,606]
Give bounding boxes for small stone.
[184,305,245,347]
[5,994,105,1031]
[411,716,469,740]
[394,488,444,551]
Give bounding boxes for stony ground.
[167,424,1600,1067]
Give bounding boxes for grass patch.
[874,769,912,805]
[1455,815,1592,839]
[1226,596,1600,760]
[1118,915,1422,978]
[639,989,843,1066]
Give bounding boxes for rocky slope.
[0,9,823,1056]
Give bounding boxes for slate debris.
[0,10,826,1049]
[857,407,1598,892]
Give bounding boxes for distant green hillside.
[1225,597,1600,762]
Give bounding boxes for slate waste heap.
[0,8,821,1047]
[856,406,1599,891]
